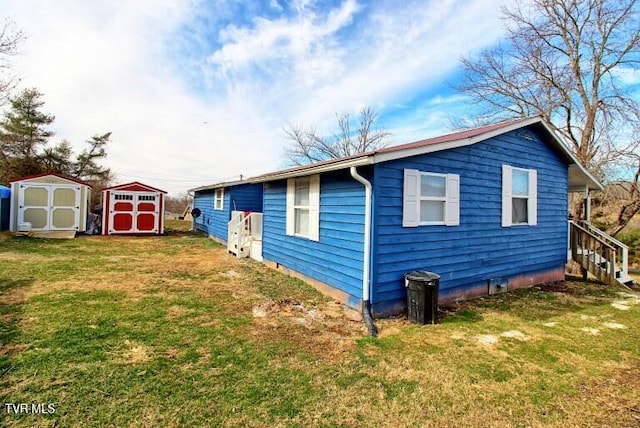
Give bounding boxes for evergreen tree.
[0,88,54,182]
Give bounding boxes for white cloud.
[0,0,512,194]
[612,66,640,85]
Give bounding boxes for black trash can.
[405,271,440,324]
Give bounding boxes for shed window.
[286,175,320,241]
[214,188,224,210]
[114,194,133,201]
[403,169,459,227]
[502,165,537,227]
[139,195,156,201]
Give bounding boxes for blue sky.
[1,0,512,194]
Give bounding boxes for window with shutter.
[403,169,460,227]
[502,165,537,227]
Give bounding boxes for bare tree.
[0,18,23,103]
[458,0,639,165]
[457,0,640,234]
[284,107,390,165]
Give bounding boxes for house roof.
[9,172,93,187]
[102,181,167,193]
[248,116,602,192]
[190,179,249,193]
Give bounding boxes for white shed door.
[18,184,81,231]
[109,192,160,234]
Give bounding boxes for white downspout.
[350,166,377,336]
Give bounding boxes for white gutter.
[350,167,377,336]
[349,166,371,301]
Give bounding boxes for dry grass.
[1,230,639,427]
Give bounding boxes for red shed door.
[108,192,160,234]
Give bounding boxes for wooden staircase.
[569,221,634,289]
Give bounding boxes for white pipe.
[349,166,372,302]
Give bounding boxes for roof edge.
[9,172,93,187]
[247,156,372,183]
[102,181,167,193]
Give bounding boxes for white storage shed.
[9,173,92,233]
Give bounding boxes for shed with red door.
[102,182,166,235]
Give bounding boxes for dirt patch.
[250,299,366,361]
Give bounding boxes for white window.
[286,175,320,241]
[214,188,224,210]
[403,169,460,227]
[502,165,537,227]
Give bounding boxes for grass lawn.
[1,222,639,427]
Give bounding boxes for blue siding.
[193,183,263,242]
[229,184,263,213]
[262,170,366,305]
[371,129,569,314]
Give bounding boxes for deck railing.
[577,221,629,280]
[569,221,620,286]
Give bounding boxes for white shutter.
[445,174,460,226]
[403,169,420,227]
[308,174,320,241]
[528,169,537,226]
[502,165,512,227]
[286,178,295,236]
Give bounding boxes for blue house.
[191,180,263,245]
[244,117,604,317]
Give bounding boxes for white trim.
[402,169,420,227]
[502,165,537,227]
[286,179,295,236]
[308,174,320,241]
[285,175,320,240]
[249,157,371,182]
[502,165,513,227]
[214,188,224,210]
[403,170,459,227]
[246,117,602,192]
[445,174,460,226]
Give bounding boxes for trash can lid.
[404,271,440,281]
[0,185,9,199]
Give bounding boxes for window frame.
[292,176,311,237]
[403,169,460,228]
[502,165,537,227]
[214,188,224,211]
[286,175,320,241]
[418,171,448,226]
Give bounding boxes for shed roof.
[248,116,602,192]
[9,172,92,187]
[103,181,167,193]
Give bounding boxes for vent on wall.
[517,130,537,141]
[488,278,508,295]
